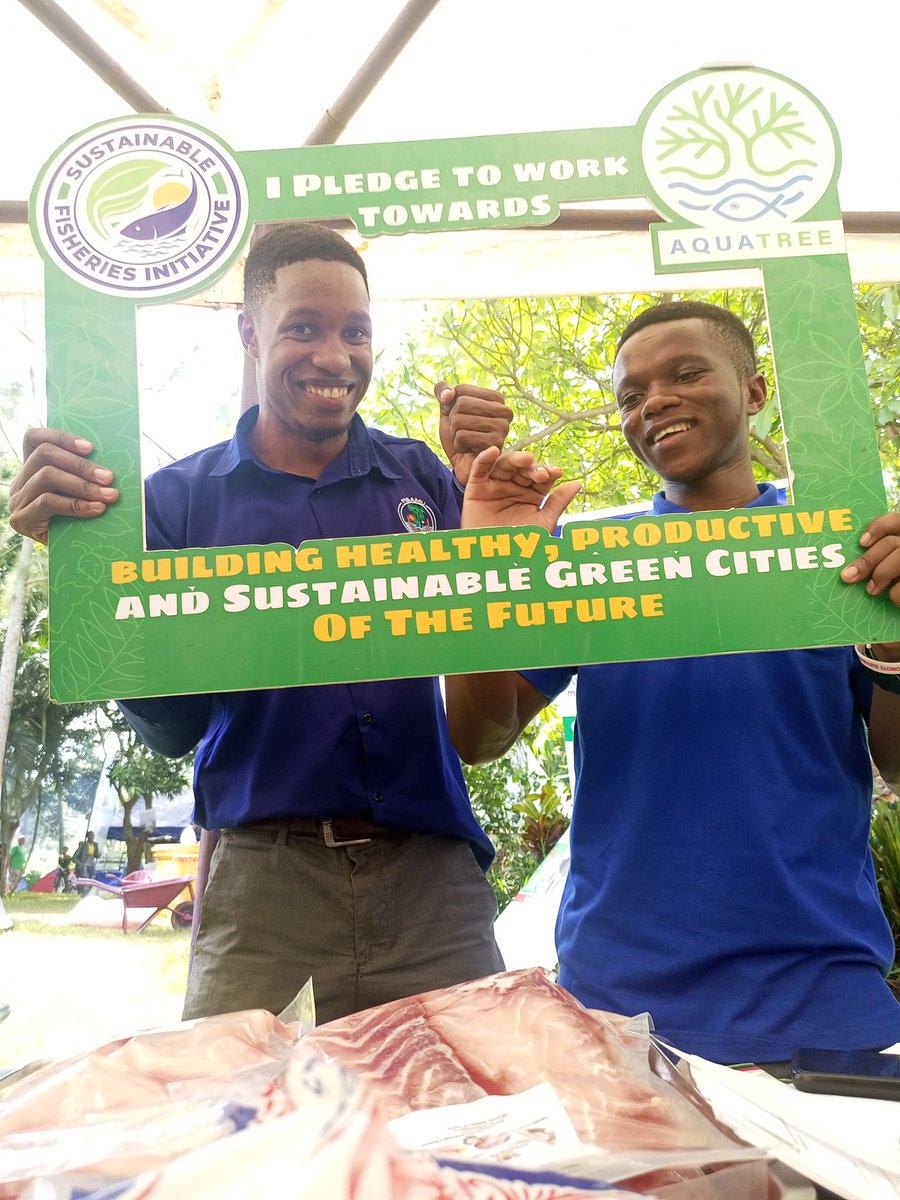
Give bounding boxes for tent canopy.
[3,0,899,301]
[90,770,195,843]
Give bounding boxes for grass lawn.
[0,893,190,1068]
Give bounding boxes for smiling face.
[613,318,767,506]
[238,258,373,474]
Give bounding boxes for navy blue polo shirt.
[523,483,900,1062]
[119,408,493,868]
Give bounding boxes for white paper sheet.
[681,1050,900,1200]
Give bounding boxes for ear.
[237,311,259,359]
[745,372,767,416]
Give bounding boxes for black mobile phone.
[790,1048,900,1100]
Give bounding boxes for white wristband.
[854,645,900,675]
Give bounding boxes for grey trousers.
[182,826,505,1024]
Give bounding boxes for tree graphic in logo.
[641,70,837,229]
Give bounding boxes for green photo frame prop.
[30,66,900,703]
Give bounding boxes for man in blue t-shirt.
[8,223,521,1024]
[448,301,900,1064]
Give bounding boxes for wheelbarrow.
[76,874,195,934]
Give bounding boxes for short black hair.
[243,222,369,314]
[616,301,757,378]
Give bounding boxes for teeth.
[654,422,691,444]
[305,385,351,399]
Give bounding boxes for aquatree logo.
[33,118,249,299]
[641,70,837,229]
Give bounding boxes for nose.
[310,334,352,374]
[641,381,682,417]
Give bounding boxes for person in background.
[56,846,75,893]
[73,831,100,888]
[448,300,900,1066]
[6,837,27,895]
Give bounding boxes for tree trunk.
[126,830,145,875]
[0,538,34,890]
[141,795,155,867]
[120,796,141,874]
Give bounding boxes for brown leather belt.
[231,814,416,848]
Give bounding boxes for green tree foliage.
[371,288,783,509]
[0,426,105,880]
[869,799,900,997]
[1,596,103,870]
[857,285,900,503]
[371,284,899,509]
[463,713,570,908]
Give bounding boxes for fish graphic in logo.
[670,175,812,222]
[83,159,203,246]
[398,498,437,533]
[120,175,198,241]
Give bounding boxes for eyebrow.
[616,351,714,389]
[283,306,371,319]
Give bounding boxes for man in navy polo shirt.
[448,301,900,1065]
[9,223,514,1023]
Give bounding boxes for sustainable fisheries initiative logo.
[398,498,437,533]
[33,117,249,299]
[640,69,838,231]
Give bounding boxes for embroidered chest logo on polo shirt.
[398,497,437,533]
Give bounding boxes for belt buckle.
[322,820,372,848]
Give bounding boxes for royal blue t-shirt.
[524,483,900,1062]
[119,408,493,868]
